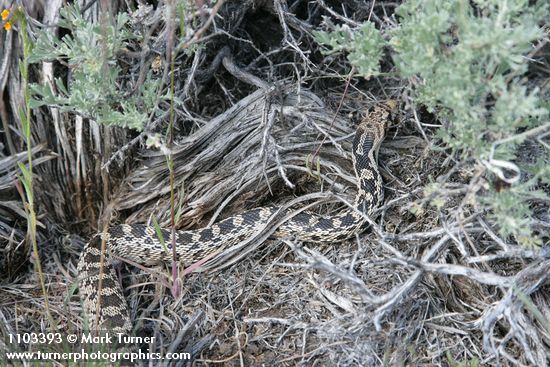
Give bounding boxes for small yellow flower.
[3,21,11,31]
[1,9,9,21]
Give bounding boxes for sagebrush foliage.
[315,0,549,246]
[314,22,384,78]
[29,4,159,130]
[390,0,547,157]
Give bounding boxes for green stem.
[17,7,55,329]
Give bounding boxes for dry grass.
[0,1,549,366]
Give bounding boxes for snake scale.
[77,105,389,334]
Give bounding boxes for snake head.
[355,104,392,161]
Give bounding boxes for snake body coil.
[77,106,388,334]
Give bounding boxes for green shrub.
[29,4,160,130]
[314,22,384,78]
[315,0,549,246]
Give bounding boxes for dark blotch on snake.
[130,225,145,238]
[291,213,311,226]
[198,228,213,242]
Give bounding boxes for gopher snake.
[77,105,388,334]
